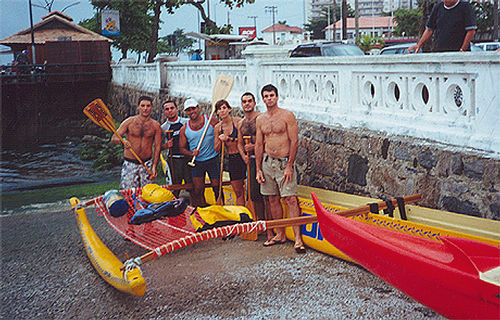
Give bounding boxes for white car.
[475,42,500,51]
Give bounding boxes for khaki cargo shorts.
[260,153,298,197]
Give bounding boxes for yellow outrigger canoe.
[70,184,499,297]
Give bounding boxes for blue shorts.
[191,156,220,180]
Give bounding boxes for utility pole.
[494,0,499,41]
[248,15,258,38]
[28,0,36,63]
[355,0,359,39]
[342,0,347,40]
[265,5,277,45]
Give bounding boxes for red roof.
[262,24,305,33]
[325,16,396,30]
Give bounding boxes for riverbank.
[1,206,443,319]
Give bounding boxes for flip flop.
[263,239,286,247]
[294,245,306,254]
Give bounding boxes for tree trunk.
[147,0,163,63]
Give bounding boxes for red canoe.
[312,192,500,319]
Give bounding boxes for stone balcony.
[111,46,500,156]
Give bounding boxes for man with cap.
[15,49,31,74]
[161,100,192,197]
[179,98,220,206]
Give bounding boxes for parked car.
[379,42,483,54]
[290,42,364,57]
[380,43,418,55]
[475,42,500,51]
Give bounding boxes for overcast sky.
[1,0,306,63]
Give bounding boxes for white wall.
[112,47,500,156]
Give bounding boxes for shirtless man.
[179,98,220,207]
[237,92,272,239]
[255,84,305,253]
[112,96,162,189]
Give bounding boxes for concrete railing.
[112,47,500,156]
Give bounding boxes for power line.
[265,5,277,45]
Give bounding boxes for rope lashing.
[122,257,143,282]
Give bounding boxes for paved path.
[1,208,443,319]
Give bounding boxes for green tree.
[393,8,422,37]
[157,29,195,56]
[356,34,384,52]
[80,0,153,59]
[304,5,354,40]
[470,0,496,38]
[179,0,255,35]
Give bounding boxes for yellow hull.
[214,184,500,263]
[69,197,146,296]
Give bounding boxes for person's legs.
[284,196,304,250]
[191,177,206,207]
[266,195,286,243]
[205,156,221,202]
[231,179,245,206]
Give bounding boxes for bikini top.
[220,120,238,142]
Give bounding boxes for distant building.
[305,0,411,22]
[262,24,306,45]
[325,16,396,40]
[0,11,112,77]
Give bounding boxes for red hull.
[312,192,500,319]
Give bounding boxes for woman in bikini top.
[214,100,245,206]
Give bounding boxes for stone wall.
[108,83,499,221]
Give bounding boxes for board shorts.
[120,157,153,190]
[260,153,298,197]
[227,153,246,181]
[171,156,193,185]
[191,155,220,180]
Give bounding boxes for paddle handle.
[266,193,422,229]
[111,128,153,177]
[187,109,215,167]
[243,136,255,215]
[165,130,174,176]
[216,142,225,205]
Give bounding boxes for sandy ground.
[1,207,444,320]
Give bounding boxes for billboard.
[239,27,256,39]
[101,9,120,36]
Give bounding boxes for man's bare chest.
[129,120,155,138]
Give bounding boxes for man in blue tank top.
[179,98,221,206]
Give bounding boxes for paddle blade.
[211,74,234,107]
[84,99,116,132]
[160,154,167,175]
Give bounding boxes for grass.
[1,181,121,211]
[1,164,168,212]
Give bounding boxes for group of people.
[111,84,306,253]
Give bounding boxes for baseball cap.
[184,98,198,110]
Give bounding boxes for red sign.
[239,27,256,39]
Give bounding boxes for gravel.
[1,207,444,319]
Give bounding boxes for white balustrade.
[111,48,500,155]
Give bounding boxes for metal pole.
[494,0,499,41]
[28,0,36,63]
[328,4,331,40]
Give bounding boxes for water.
[1,139,120,193]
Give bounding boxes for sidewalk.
[1,207,443,319]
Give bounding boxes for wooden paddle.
[84,99,153,177]
[165,130,174,177]
[187,74,234,167]
[216,142,225,205]
[240,136,258,241]
[133,193,422,266]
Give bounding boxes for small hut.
[0,11,112,80]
